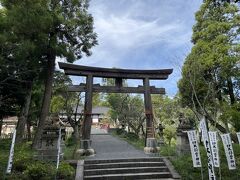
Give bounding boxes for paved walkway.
[87,128,148,160]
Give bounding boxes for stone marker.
[176,113,192,155]
[36,114,65,161]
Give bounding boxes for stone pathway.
[87,128,149,160]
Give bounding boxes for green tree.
[27,0,97,148]
[0,1,46,142]
[178,0,240,136]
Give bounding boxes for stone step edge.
[84,166,168,172]
[85,157,164,164]
[84,171,172,179]
[84,161,165,167]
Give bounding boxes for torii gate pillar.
[76,75,95,156]
[143,78,159,153]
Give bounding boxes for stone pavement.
[88,128,149,160]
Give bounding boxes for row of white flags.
[187,118,239,180]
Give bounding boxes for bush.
[65,136,75,147]
[24,162,56,180]
[125,132,139,141]
[14,157,34,172]
[5,172,28,180]
[160,145,177,156]
[57,162,75,180]
[116,128,126,135]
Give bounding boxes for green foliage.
[152,95,195,145]
[163,125,176,145]
[50,95,65,113]
[116,128,127,135]
[0,140,76,178]
[57,162,75,180]
[65,136,76,147]
[51,71,79,114]
[171,144,240,180]
[0,139,33,178]
[178,0,240,132]
[125,132,139,141]
[160,145,177,157]
[106,92,145,135]
[24,161,56,180]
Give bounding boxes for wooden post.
[143,78,158,153]
[115,78,123,88]
[82,75,93,149]
[143,78,154,138]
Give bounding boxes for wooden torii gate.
[59,62,173,155]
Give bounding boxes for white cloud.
[72,0,202,96]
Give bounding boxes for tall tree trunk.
[73,124,80,141]
[32,53,55,149]
[27,118,31,141]
[16,82,33,144]
[0,115,3,137]
[227,77,235,105]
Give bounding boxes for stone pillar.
[76,75,95,156]
[36,115,65,161]
[143,78,159,153]
[176,113,192,155]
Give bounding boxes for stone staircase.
[75,157,181,180]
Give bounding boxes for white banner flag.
[208,131,220,167]
[221,133,236,170]
[199,118,216,180]
[187,130,202,167]
[6,129,16,174]
[236,132,240,144]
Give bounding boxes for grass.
[0,139,34,178]
[0,136,80,179]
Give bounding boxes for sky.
[66,0,203,97]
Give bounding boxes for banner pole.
[6,129,17,174]
[200,166,204,180]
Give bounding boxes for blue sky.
[67,0,202,96]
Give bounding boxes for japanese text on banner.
[187,130,202,167]
[221,133,236,170]
[199,118,216,180]
[208,131,220,167]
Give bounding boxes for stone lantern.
[176,113,192,155]
[36,114,65,161]
[157,123,165,146]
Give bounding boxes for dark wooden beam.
[67,84,165,94]
[59,62,173,80]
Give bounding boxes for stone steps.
[84,157,164,164]
[79,157,181,180]
[85,166,169,176]
[84,162,166,169]
[84,172,172,180]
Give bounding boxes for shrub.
[125,132,139,140]
[5,172,28,180]
[160,145,177,156]
[65,136,75,147]
[116,128,126,135]
[24,162,56,180]
[14,157,34,172]
[57,162,75,180]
